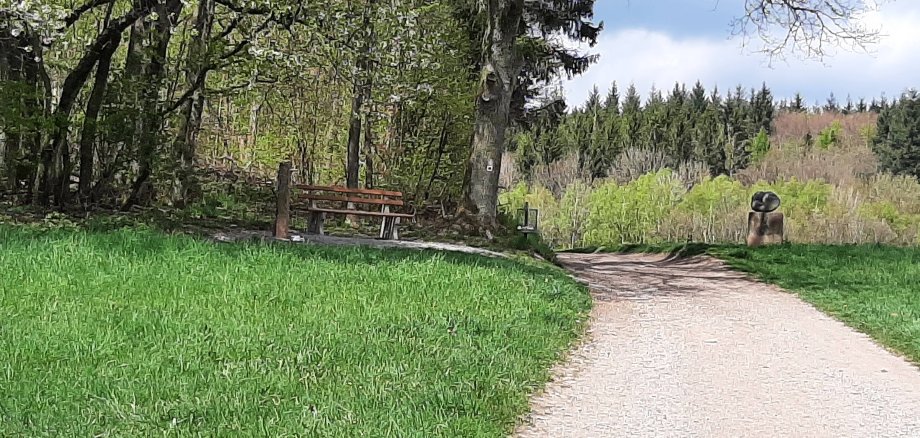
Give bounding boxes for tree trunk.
[33,1,157,206]
[171,0,215,207]
[364,114,375,189]
[274,161,292,239]
[125,0,183,208]
[463,0,524,223]
[345,0,376,190]
[345,89,364,190]
[78,34,121,201]
[425,118,451,200]
[0,30,16,193]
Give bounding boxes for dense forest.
[1,0,915,234]
[501,84,920,248]
[508,82,920,184]
[0,0,601,216]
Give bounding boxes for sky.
[562,0,920,108]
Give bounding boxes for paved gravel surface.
[515,252,920,438]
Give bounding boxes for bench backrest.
[294,185,404,208]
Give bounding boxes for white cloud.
[563,3,920,108]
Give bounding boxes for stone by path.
[515,253,920,438]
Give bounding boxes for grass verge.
[712,244,920,364]
[0,226,590,437]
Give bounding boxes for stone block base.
[747,212,784,247]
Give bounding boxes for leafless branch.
[732,0,884,62]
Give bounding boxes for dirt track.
[515,253,920,438]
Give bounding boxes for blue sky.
[563,0,920,108]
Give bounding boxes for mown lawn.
[712,244,920,363]
[0,226,590,437]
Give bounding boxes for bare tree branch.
[732,0,884,62]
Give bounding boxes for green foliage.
[753,178,832,217]
[748,128,771,163]
[817,120,843,149]
[873,90,920,179]
[502,166,920,247]
[0,226,590,436]
[584,169,683,245]
[859,201,920,237]
[679,176,747,214]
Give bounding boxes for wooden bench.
[292,185,415,240]
[272,162,415,240]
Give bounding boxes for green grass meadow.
[0,227,590,436]
[713,245,920,363]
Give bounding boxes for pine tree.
[873,90,920,178]
[843,95,854,115]
[791,92,807,113]
[603,82,620,116]
[690,81,707,114]
[620,84,642,151]
[752,83,774,134]
[824,92,839,113]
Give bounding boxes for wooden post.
[274,161,292,239]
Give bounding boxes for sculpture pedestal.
[747,212,784,247]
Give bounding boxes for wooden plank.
[295,184,403,198]
[296,194,404,207]
[274,162,292,239]
[306,207,414,219]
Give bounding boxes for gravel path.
[210,229,506,258]
[515,252,920,438]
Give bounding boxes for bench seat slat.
[296,194,404,206]
[295,185,403,197]
[306,207,414,219]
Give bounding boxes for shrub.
[584,169,684,246]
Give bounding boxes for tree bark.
[345,0,376,190]
[345,89,364,190]
[274,161,292,239]
[125,0,183,208]
[463,0,524,223]
[78,34,121,201]
[0,28,16,193]
[364,114,375,189]
[171,0,215,207]
[425,118,451,200]
[33,0,157,206]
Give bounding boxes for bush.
[584,169,684,246]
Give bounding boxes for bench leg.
[308,211,324,235]
[379,217,391,240]
[379,217,400,241]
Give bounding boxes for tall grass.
[0,227,590,437]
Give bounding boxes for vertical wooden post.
[274,161,292,239]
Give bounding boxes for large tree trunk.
[463,0,524,224]
[170,0,215,207]
[78,34,121,201]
